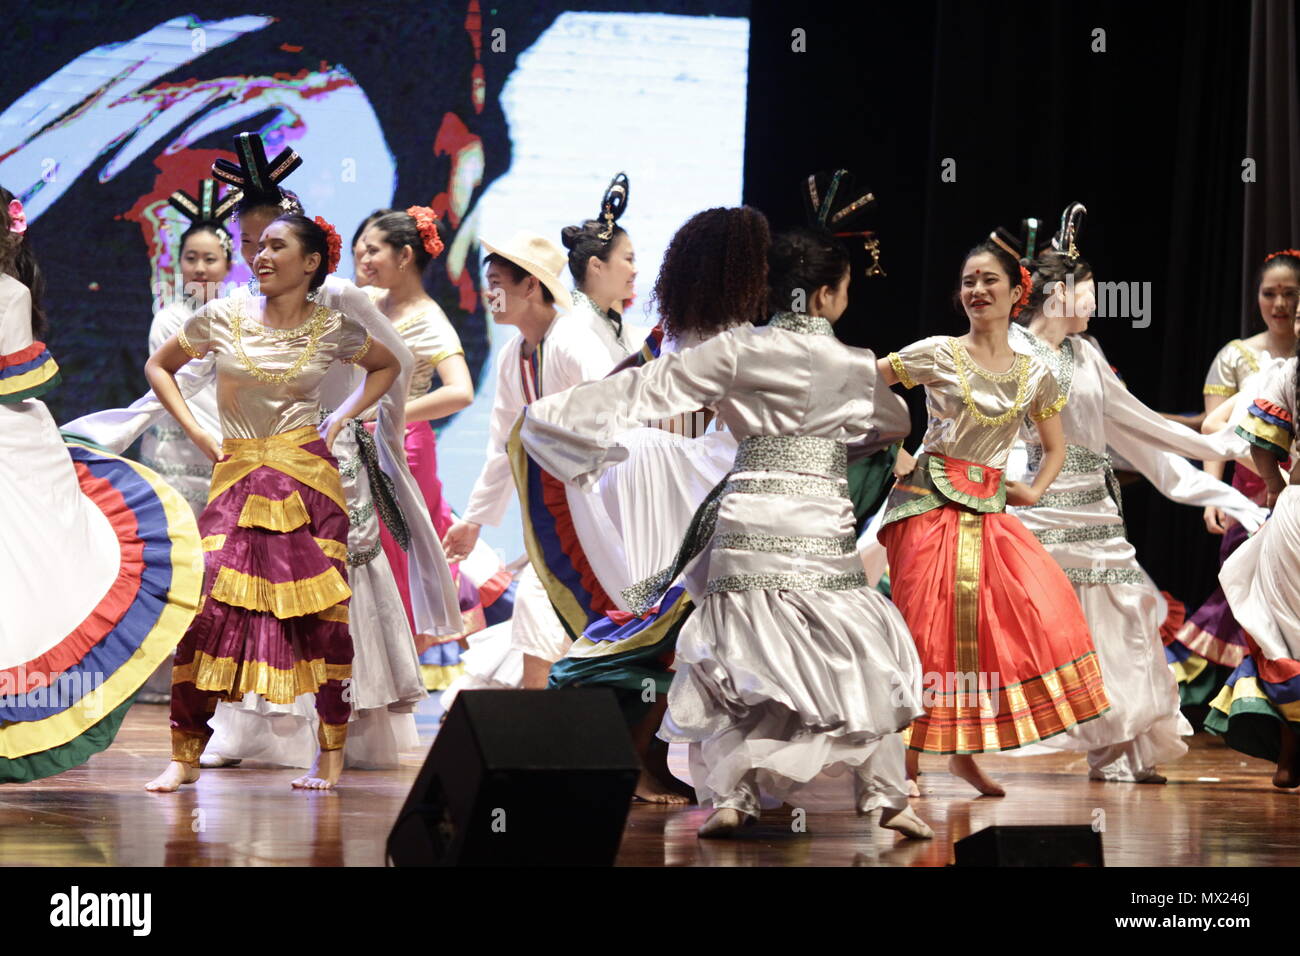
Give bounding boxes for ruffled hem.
[666,709,899,809]
[662,586,924,743]
[0,343,60,403]
[0,445,201,763]
[1205,658,1300,763]
[179,647,349,704]
[0,695,134,784]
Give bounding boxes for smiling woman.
[141,212,402,794]
[875,239,1109,797]
[353,206,490,690]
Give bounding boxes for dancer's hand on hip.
[1005,481,1040,507]
[189,429,222,463]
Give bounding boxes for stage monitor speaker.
[953,825,1104,867]
[387,688,640,866]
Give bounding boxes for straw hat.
[480,231,573,311]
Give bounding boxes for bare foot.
[879,806,934,840]
[291,748,343,790]
[634,770,691,804]
[1272,766,1300,789]
[199,752,242,769]
[698,808,751,838]
[145,761,200,792]
[907,779,922,798]
[948,754,1005,796]
[1274,725,1300,789]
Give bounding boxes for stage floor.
[1,699,1295,867]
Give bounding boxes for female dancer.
[144,213,402,792]
[1205,312,1300,786]
[355,207,486,690]
[139,180,238,516]
[0,187,203,782]
[877,239,1109,796]
[1169,250,1300,706]
[351,209,389,288]
[516,206,769,803]
[560,173,644,362]
[521,213,933,840]
[68,133,460,769]
[1008,206,1266,782]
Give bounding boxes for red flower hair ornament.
[314,216,342,274]
[406,205,445,258]
[1263,248,1300,264]
[1011,263,1032,318]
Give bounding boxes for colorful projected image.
[0,2,748,561]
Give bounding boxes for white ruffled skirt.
[657,469,924,811]
[1009,467,1190,778]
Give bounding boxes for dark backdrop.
[743,0,1261,605]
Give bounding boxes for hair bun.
[560,224,584,249]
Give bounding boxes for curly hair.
[651,206,770,342]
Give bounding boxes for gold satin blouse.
[1203,338,1266,398]
[178,297,372,440]
[887,335,1061,469]
[365,288,463,401]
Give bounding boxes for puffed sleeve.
[177,308,214,359]
[883,336,945,389]
[410,305,464,367]
[1027,361,1063,423]
[521,329,740,489]
[1204,341,1249,397]
[1236,358,1297,460]
[336,313,373,365]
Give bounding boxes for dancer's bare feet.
[948,754,1005,796]
[634,769,691,804]
[199,752,241,769]
[145,761,200,792]
[697,808,751,838]
[1274,724,1300,789]
[291,748,343,790]
[879,806,934,839]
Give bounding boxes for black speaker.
[953,825,1104,867]
[387,688,640,866]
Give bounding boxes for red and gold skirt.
[880,453,1109,753]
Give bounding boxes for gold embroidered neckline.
[949,337,1031,427]
[950,337,1022,381]
[232,305,330,383]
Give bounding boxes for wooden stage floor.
[2,698,1296,867]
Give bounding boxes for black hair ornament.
[211,132,304,211]
[803,168,884,276]
[596,172,630,241]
